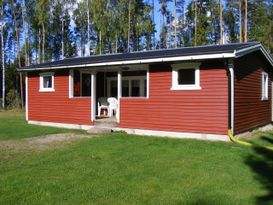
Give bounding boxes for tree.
[244,0,248,42]
[158,0,172,48]
[73,1,88,56]
[176,0,186,47]
[249,0,272,52]
[224,0,240,43]
[0,1,5,109]
[10,0,24,109]
[219,0,223,44]
[35,0,50,63]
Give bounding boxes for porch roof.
[18,42,273,71]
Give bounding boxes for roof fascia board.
[235,44,273,67]
[235,44,261,57]
[19,53,235,71]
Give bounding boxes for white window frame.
[39,72,55,92]
[107,75,147,98]
[171,63,201,90]
[262,71,269,101]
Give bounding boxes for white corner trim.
[25,74,28,121]
[113,127,230,142]
[91,72,96,122]
[146,68,150,99]
[28,120,93,130]
[69,69,74,98]
[228,61,234,134]
[117,71,122,123]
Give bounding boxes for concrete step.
[94,120,118,128]
[87,127,113,134]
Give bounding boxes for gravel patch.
[0,133,97,151]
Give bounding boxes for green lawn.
[0,111,84,140]
[0,111,273,205]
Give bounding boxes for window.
[171,63,201,90]
[39,72,54,92]
[122,80,130,97]
[110,80,117,97]
[107,76,147,98]
[262,72,269,100]
[71,70,92,97]
[131,80,140,97]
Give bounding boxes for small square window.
[171,63,201,90]
[39,72,55,92]
[178,69,195,85]
[43,76,52,88]
[262,72,268,100]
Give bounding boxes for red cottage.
[18,42,273,141]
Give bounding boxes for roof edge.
[235,43,273,67]
[18,53,236,72]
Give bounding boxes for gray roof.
[18,42,273,71]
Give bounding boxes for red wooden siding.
[28,70,92,126]
[234,52,272,134]
[119,61,229,135]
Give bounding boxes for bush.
[6,89,21,110]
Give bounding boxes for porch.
[68,65,149,126]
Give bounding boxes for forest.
[0,0,272,109]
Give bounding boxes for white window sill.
[171,85,202,91]
[261,97,268,101]
[39,88,55,92]
[121,97,149,99]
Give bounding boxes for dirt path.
[0,133,97,151]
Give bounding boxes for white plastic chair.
[97,97,109,117]
[107,97,118,117]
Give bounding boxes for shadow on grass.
[260,136,273,144]
[246,137,273,205]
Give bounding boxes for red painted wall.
[234,52,272,134]
[119,61,229,135]
[28,70,92,126]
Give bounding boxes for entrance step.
[94,120,118,128]
[87,127,113,134]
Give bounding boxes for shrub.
[6,89,21,110]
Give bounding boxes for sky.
[154,0,191,39]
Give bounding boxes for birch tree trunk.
[1,20,5,109]
[11,0,24,109]
[219,0,223,44]
[244,0,248,42]
[87,0,90,56]
[61,19,64,59]
[194,0,197,46]
[42,22,45,63]
[38,28,41,63]
[127,0,131,52]
[239,0,242,42]
[174,0,177,48]
[21,0,28,66]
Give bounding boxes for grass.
[0,112,273,204]
[0,110,85,140]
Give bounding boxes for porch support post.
[117,71,122,123]
[91,72,96,122]
[25,73,28,121]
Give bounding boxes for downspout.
[228,59,234,135]
[227,58,273,151]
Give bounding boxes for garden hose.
[228,130,273,151]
